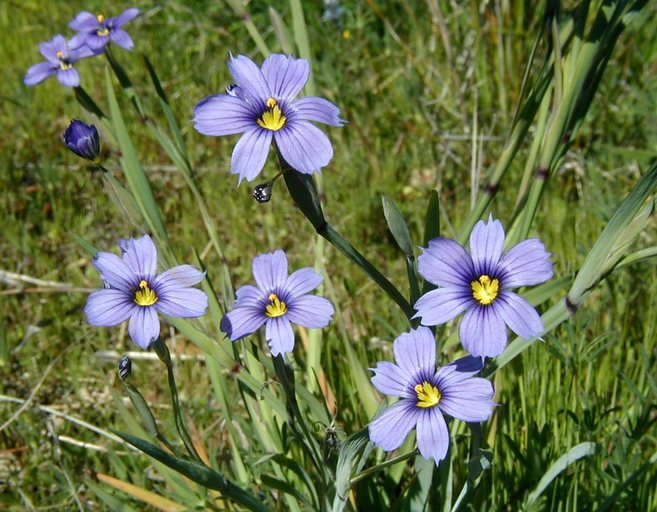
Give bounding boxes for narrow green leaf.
[569,161,657,305]
[382,194,414,256]
[332,428,371,512]
[72,233,98,257]
[112,431,268,512]
[105,69,168,243]
[143,55,188,159]
[423,190,440,245]
[283,169,326,231]
[261,474,310,506]
[101,172,148,234]
[289,0,315,94]
[525,442,598,504]
[269,7,295,55]
[74,86,107,119]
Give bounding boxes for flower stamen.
[134,280,158,306]
[471,275,500,305]
[265,293,288,317]
[414,381,442,408]
[257,98,286,131]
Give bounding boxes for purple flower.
[413,216,554,358]
[85,235,208,349]
[221,250,335,357]
[193,54,345,183]
[63,119,100,161]
[68,8,141,51]
[368,327,496,465]
[24,35,96,88]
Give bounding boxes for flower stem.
[350,450,417,486]
[278,153,414,318]
[152,337,202,462]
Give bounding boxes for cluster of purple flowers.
[24,8,140,88]
[80,51,554,467]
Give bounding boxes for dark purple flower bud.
[118,354,132,380]
[63,119,100,161]
[253,182,273,203]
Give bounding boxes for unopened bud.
[118,354,132,380]
[253,182,273,203]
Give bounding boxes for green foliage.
[2,0,657,511]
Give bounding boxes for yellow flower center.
[97,14,106,23]
[265,293,288,318]
[257,98,287,131]
[56,51,72,70]
[471,275,500,305]
[134,280,158,306]
[414,381,442,408]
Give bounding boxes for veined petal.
[285,295,334,328]
[393,327,436,382]
[68,32,91,51]
[231,128,273,183]
[459,305,507,358]
[24,62,56,86]
[85,289,135,326]
[434,355,484,387]
[275,120,333,174]
[469,217,505,276]
[261,54,309,100]
[252,250,288,292]
[284,268,323,299]
[413,287,472,326]
[416,406,450,464]
[234,284,266,308]
[228,54,271,104]
[110,29,134,50]
[155,265,205,289]
[92,251,135,290]
[69,11,99,31]
[496,291,543,340]
[498,239,553,288]
[156,288,208,318]
[293,97,345,126]
[221,307,266,341]
[115,7,141,27]
[85,34,110,51]
[265,317,295,356]
[371,362,414,398]
[439,378,496,422]
[40,35,67,63]
[128,307,160,349]
[57,68,80,88]
[368,400,420,452]
[418,238,475,287]
[119,235,158,280]
[193,94,255,136]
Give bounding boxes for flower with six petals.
[24,35,96,88]
[85,235,208,349]
[369,327,496,465]
[68,8,141,51]
[193,54,345,183]
[221,250,335,357]
[413,216,553,358]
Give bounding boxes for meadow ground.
[2,0,657,510]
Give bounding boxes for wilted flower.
[413,216,553,358]
[193,54,345,183]
[368,327,496,465]
[63,119,100,161]
[69,8,140,51]
[118,355,132,380]
[85,235,208,349]
[221,250,334,356]
[24,35,96,88]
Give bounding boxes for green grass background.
[2,0,657,510]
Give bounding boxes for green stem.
[279,157,413,318]
[350,450,417,486]
[152,337,202,462]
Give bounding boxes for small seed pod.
[118,354,132,380]
[253,182,273,203]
